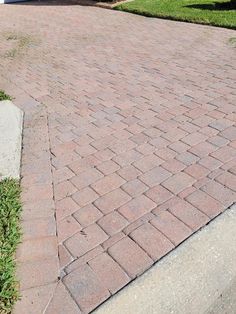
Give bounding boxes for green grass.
[0,91,11,101]
[0,179,22,314]
[115,0,236,29]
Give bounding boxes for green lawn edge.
[115,1,236,30]
[0,179,22,314]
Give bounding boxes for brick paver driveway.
[0,2,235,313]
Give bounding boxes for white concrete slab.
[206,276,236,314]
[0,100,23,180]
[95,204,236,314]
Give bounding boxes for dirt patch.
[0,31,40,59]
[228,37,236,47]
[28,0,134,9]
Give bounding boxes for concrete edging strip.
[95,204,236,314]
[0,100,23,180]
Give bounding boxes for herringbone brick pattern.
[0,2,235,313]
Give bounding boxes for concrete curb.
[94,204,236,314]
[0,100,23,180]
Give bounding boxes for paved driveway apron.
[0,3,235,313]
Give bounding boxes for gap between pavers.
[94,203,236,314]
[0,100,23,180]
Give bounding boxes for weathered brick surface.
[96,160,120,175]
[65,224,108,258]
[13,283,57,314]
[91,173,125,195]
[187,190,225,217]
[140,166,172,187]
[108,237,153,278]
[72,187,99,207]
[88,253,130,293]
[215,171,236,191]
[2,5,235,313]
[17,257,59,291]
[54,181,77,201]
[45,282,81,314]
[162,172,196,194]
[122,210,153,234]
[56,197,80,221]
[98,212,128,235]
[63,264,110,313]
[73,204,103,227]
[94,188,131,214]
[151,211,192,245]
[118,195,156,222]
[70,168,103,190]
[57,216,82,243]
[133,154,163,172]
[184,164,210,179]
[122,178,148,197]
[65,246,104,274]
[16,236,58,262]
[130,223,174,261]
[21,217,56,241]
[145,185,173,205]
[162,159,186,174]
[58,244,73,269]
[168,199,209,230]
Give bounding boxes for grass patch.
[0,179,22,314]
[0,91,11,101]
[115,0,236,29]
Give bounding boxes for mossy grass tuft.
[0,91,11,101]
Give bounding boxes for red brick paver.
[0,3,235,313]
